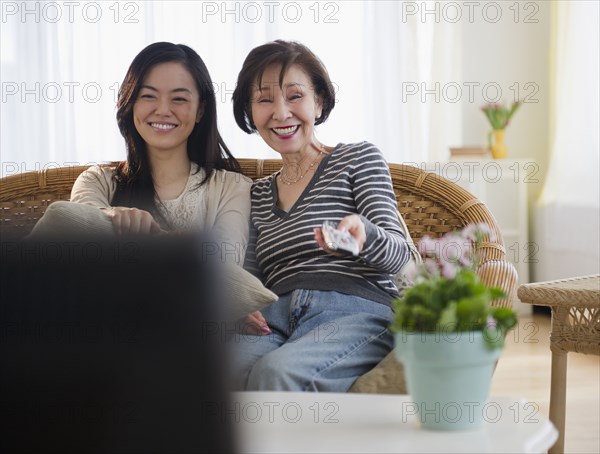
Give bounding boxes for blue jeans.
[231,289,394,392]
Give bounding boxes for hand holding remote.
[315,215,366,256]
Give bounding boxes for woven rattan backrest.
[1,165,92,238]
[0,159,506,263]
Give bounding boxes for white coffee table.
[233,392,557,454]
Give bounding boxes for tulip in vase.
[481,102,521,159]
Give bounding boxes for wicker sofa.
[0,159,518,393]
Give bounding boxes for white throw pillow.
[223,262,278,318]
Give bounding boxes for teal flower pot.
[394,330,502,430]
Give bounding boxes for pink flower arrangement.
[391,224,517,347]
[407,223,493,281]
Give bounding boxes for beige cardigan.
[70,163,252,259]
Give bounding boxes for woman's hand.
[314,214,366,255]
[239,310,271,336]
[104,207,163,235]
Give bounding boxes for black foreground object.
[0,234,237,454]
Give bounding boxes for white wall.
[460,2,552,284]
[460,1,551,201]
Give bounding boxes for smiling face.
[133,62,202,158]
[250,64,323,157]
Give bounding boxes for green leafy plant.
[390,224,518,348]
[481,101,521,130]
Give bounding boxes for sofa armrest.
[477,259,519,310]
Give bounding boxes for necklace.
[279,143,327,185]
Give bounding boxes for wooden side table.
[518,275,600,454]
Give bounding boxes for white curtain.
[535,0,600,280]
[0,1,459,176]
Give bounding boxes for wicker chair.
[0,159,518,393]
[518,275,600,453]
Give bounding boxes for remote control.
[321,221,360,256]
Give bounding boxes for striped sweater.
[245,142,411,306]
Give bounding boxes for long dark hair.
[112,42,240,216]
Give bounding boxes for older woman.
[231,40,411,392]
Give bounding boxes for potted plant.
[481,101,521,159]
[390,224,518,430]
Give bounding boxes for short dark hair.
[232,40,336,134]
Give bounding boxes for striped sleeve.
[243,216,264,281]
[351,144,411,274]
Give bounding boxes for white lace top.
[155,163,211,231]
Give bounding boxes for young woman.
[230,40,411,392]
[31,42,251,262]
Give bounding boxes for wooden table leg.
[549,351,567,454]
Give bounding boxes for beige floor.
[490,313,600,453]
